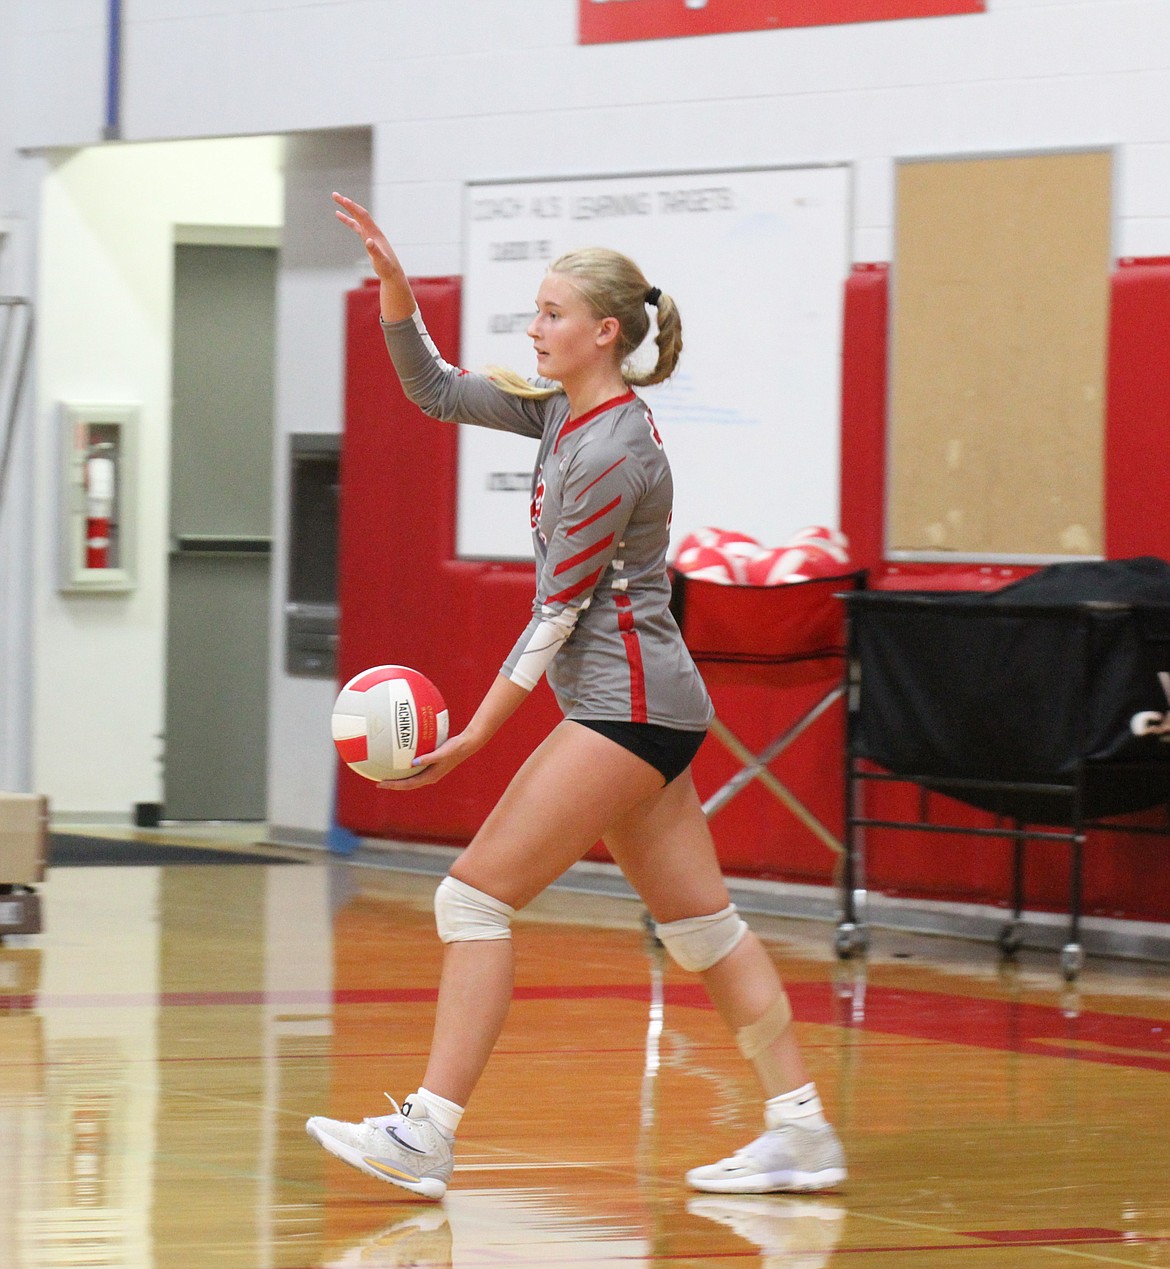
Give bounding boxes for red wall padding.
[1106,258,1170,561]
[337,265,1170,921]
[839,263,889,575]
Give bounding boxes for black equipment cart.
[840,558,1170,979]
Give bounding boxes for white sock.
[407,1086,464,1139]
[765,1082,827,1131]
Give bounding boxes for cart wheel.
[835,923,867,959]
[1060,943,1084,981]
[997,922,1022,957]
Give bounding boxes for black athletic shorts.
[575,719,707,786]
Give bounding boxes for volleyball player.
[305,192,846,1200]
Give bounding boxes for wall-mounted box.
[285,434,340,678]
[60,402,137,593]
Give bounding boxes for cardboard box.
[0,1014,44,1094]
[0,793,48,886]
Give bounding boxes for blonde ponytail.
[485,366,561,400]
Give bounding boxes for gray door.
[165,244,277,820]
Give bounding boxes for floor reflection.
[318,1191,847,1267]
[687,1197,846,1269]
[0,845,1168,1267]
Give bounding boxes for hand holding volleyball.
[332,665,450,785]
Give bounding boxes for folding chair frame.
[673,569,867,876]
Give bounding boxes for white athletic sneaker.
[686,1122,846,1194]
[306,1095,454,1200]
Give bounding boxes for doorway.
[164,241,278,820]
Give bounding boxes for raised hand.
[333,192,416,321]
[332,192,404,279]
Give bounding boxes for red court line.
[2,982,1167,1073]
[827,1233,1168,1256]
[964,1227,1123,1243]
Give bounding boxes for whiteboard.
[458,166,852,560]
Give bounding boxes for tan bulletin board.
[887,150,1114,559]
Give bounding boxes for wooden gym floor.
[1,828,1168,1267]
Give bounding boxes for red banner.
[579,0,984,44]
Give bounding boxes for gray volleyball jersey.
[382,312,712,730]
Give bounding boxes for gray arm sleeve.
[381,312,547,438]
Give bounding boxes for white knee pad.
[654,904,748,972]
[434,876,515,943]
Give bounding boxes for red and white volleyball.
[745,547,816,586]
[674,528,761,584]
[786,525,850,556]
[331,665,449,782]
[793,541,852,577]
[673,545,736,583]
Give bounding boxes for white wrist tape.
[508,605,582,690]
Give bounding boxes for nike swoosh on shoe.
[387,1127,427,1154]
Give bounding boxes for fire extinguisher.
[84,446,116,570]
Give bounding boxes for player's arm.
[402,452,636,790]
[333,191,416,321]
[334,191,545,437]
[381,312,547,436]
[386,440,643,790]
[503,436,644,690]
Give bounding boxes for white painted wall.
[3,0,1170,829]
[47,0,1162,268]
[266,129,371,840]
[34,137,283,815]
[9,0,108,151]
[0,3,40,793]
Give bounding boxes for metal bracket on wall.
[0,297,34,523]
[170,535,273,556]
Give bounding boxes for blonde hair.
[488,247,683,400]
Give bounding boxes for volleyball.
[786,524,851,555]
[792,541,852,577]
[674,524,853,587]
[745,546,814,586]
[673,545,738,584]
[674,527,761,584]
[331,665,449,782]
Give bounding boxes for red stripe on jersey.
[553,389,637,453]
[576,455,628,501]
[546,567,603,605]
[553,532,615,577]
[615,594,648,723]
[567,494,622,537]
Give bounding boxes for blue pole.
[104,0,122,140]
[326,764,360,856]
